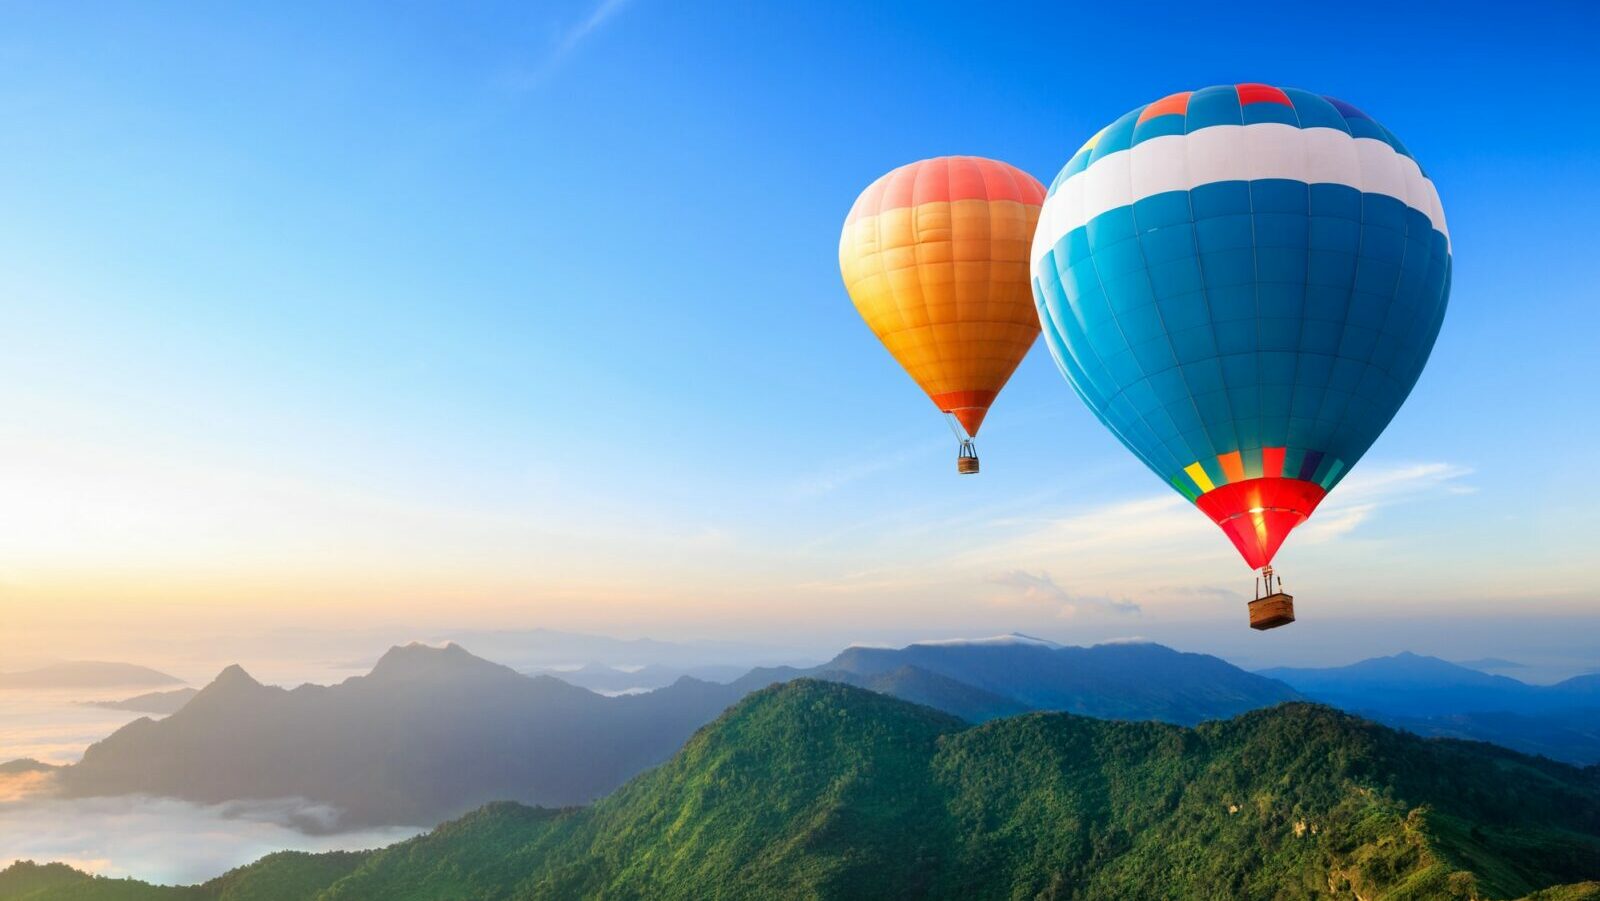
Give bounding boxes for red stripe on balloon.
[844,158,1045,224]
[1236,83,1292,107]
[1262,446,1285,478]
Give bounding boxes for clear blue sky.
[1,0,1597,669]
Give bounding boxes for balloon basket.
[1248,593,1295,630]
[956,440,979,475]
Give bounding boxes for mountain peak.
[197,664,263,694]
[178,663,273,713]
[365,641,524,685]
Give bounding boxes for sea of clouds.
[0,792,423,885]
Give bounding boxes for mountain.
[1259,652,1549,716]
[737,660,1034,722]
[1458,657,1531,672]
[1259,653,1600,764]
[18,639,1306,831]
[536,662,750,694]
[1554,672,1600,701]
[0,851,374,901]
[0,661,182,689]
[10,682,1600,900]
[739,637,1301,725]
[1383,709,1600,766]
[83,687,199,715]
[0,758,59,775]
[50,642,742,829]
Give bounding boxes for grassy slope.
[6,681,1599,901]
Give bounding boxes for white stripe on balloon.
[1030,122,1449,278]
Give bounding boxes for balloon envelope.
[1031,85,1450,569]
[841,156,1046,437]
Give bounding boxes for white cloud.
[953,493,1218,586]
[504,0,634,90]
[903,460,1477,620]
[987,570,1140,617]
[785,433,951,499]
[1297,462,1472,544]
[0,794,422,886]
[1319,461,1472,503]
[1295,503,1375,542]
[556,0,631,54]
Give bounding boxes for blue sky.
[1,0,1597,668]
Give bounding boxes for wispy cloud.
[787,436,947,498]
[504,0,633,91]
[987,570,1140,617]
[905,459,1476,619]
[1297,462,1472,544]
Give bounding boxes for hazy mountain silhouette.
[738,636,1301,724]
[0,758,59,775]
[53,642,743,829]
[83,687,199,714]
[537,662,750,693]
[30,639,1311,830]
[1457,656,1530,672]
[0,661,182,689]
[10,682,1599,900]
[1259,652,1548,714]
[36,639,1595,836]
[1553,672,1600,700]
[1260,652,1600,764]
[1380,708,1600,766]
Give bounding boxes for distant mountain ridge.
[1259,652,1598,714]
[18,638,1593,842]
[8,682,1599,900]
[536,661,750,694]
[16,639,1312,831]
[0,661,182,689]
[740,636,1301,725]
[83,687,198,715]
[1259,652,1600,764]
[49,642,744,829]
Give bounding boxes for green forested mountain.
[6,680,1599,901]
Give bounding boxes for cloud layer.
[0,794,422,886]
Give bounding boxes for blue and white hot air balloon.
[1030,84,1451,628]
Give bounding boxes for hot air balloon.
[1030,85,1450,628]
[841,156,1047,474]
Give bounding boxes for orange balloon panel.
[839,157,1046,436]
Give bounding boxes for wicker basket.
[1248,593,1295,630]
[957,455,980,475]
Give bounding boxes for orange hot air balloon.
[839,156,1046,474]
